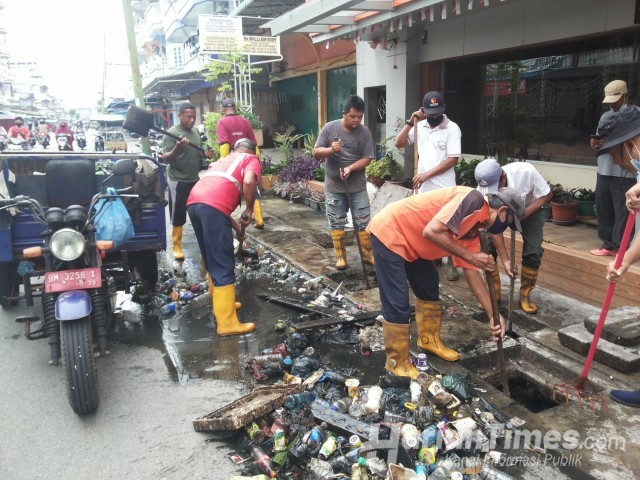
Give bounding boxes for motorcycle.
[0,134,6,151]
[7,136,29,151]
[76,131,87,150]
[56,134,73,151]
[37,132,50,149]
[95,133,105,151]
[0,159,138,415]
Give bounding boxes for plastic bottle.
[365,456,387,477]
[303,422,327,453]
[410,380,422,404]
[272,428,287,452]
[288,440,310,467]
[249,445,277,478]
[429,458,457,480]
[331,397,352,413]
[179,290,194,301]
[270,409,289,435]
[160,301,179,314]
[480,465,515,480]
[415,462,427,480]
[329,454,353,474]
[322,370,346,384]
[318,434,338,459]
[284,391,317,410]
[303,275,324,289]
[351,457,369,480]
[420,425,439,447]
[348,394,365,419]
[245,422,265,444]
[362,386,383,415]
[400,423,419,449]
[251,353,284,365]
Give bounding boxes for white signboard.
[199,15,242,55]
[241,36,281,56]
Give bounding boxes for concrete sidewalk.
[244,192,640,480]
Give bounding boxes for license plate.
[44,267,102,293]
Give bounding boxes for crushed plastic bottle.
[429,457,458,480]
[480,464,515,480]
[364,456,387,476]
[302,275,324,289]
[303,422,327,454]
[251,354,284,365]
[362,386,383,415]
[160,301,179,315]
[331,397,352,414]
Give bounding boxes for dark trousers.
[169,180,197,226]
[596,174,636,251]
[187,203,235,287]
[371,235,439,324]
[488,209,546,269]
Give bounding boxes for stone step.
[584,306,640,346]
[558,323,640,373]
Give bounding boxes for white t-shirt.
[503,162,550,207]
[408,115,462,193]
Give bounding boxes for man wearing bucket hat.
[162,102,213,261]
[589,80,637,257]
[366,185,523,377]
[186,138,261,336]
[217,98,265,230]
[474,158,552,314]
[395,91,462,282]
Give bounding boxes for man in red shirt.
[217,98,265,229]
[367,186,524,378]
[7,117,30,141]
[187,138,261,336]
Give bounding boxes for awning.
[230,0,307,35]
[143,71,212,100]
[262,0,506,44]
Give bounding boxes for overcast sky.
[5,0,133,109]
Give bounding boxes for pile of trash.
[198,314,523,479]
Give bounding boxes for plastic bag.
[441,374,474,400]
[94,187,134,248]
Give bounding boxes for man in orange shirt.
[367,186,524,378]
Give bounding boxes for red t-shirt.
[216,115,257,147]
[367,186,489,269]
[8,126,30,139]
[187,152,261,215]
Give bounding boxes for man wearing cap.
[395,91,463,281]
[162,102,214,260]
[474,159,552,314]
[366,185,522,377]
[589,80,637,257]
[313,95,375,271]
[186,138,261,337]
[217,98,265,230]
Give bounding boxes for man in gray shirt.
[313,95,375,270]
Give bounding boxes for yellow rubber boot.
[253,199,264,229]
[357,231,375,266]
[382,320,419,379]
[416,299,460,362]
[331,230,347,270]
[219,143,230,158]
[211,284,255,336]
[520,266,539,314]
[172,225,184,260]
[207,275,240,310]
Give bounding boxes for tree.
[202,50,263,109]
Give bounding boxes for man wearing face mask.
[474,158,552,314]
[590,80,637,257]
[395,91,462,281]
[7,117,30,143]
[366,185,524,377]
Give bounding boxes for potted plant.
[307,189,326,211]
[237,104,264,147]
[572,187,596,219]
[550,184,579,225]
[260,154,283,191]
[454,157,481,186]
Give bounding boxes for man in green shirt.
[162,102,212,260]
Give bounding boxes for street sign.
[198,15,281,57]
[199,15,242,55]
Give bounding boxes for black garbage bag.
[313,383,345,404]
[291,356,321,377]
[380,387,411,415]
[315,325,360,345]
[441,373,474,400]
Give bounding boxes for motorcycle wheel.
[60,317,99,415]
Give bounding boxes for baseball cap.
[474,158,503,195]
[597,106,640,156]
[494,187,525,232]
[602,80,627,104]
[234,137,256,153]
[221,98,236,109]
[422,91,445,114]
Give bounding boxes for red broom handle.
[579,212,636,383]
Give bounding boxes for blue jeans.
[325,189,371,231]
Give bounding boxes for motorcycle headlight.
[50,228,85,261]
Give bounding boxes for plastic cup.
[345,378,360,398]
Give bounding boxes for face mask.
[426,115,444,128]
[488,208,510,234]
[624,141,640,171]
[619,104,629,112]
[15,123,22,127]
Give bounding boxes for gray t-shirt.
[315,119,374,194]
[596,108,634,178]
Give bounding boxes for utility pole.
[122,0,150,155]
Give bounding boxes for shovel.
[123,105,206,155]
[508,228,516,335]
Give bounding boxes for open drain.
[495,374,561,413]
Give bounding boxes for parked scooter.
[56,134,73,151]
[94,133,105,151]
[0,159,138,415]
[76,130,87,150]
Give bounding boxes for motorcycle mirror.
[112,159,137,176]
